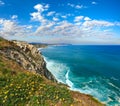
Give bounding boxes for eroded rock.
[0,40,56,82]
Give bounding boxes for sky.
[0,0,120,44]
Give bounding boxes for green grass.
[0,60,73,106]
[0,38,73,105]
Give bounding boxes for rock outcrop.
[0,40,56,82]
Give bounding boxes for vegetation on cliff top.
[0,37,104,106]
[0,55,74,105]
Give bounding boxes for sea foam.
[41,45,120,106]
[43,56,69,84]
[65,70,74,88]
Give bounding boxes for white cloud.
[52,21,78,36]
[34,4,49,12]
[35,21,76,36]
[35,22,55,34]
[1,16,119,44]
[34,4,44,12]
[30,6,118,39]
[47,11,55,16]
[61,15,67,18]
[11,15,18,19]
[75,22,82,26]
[75,5,83,9]
[56,13,72,19]
[26,25,33,29]
[67,3,74,7]
[92,1,97,5]
[0,0,4,6]
[84,17,91,21]
[30,12,45,22]
[83,20,114,28]
[44,4,49,9]
[53,21,73,32]
[0,19,18,32]
[53,17,59,21]
[0,19,32,38]
[74,16,84,22]
[33,13,120,44]
[67,3,85,9]
[30,4,49,25]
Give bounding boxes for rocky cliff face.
[0,40,56,82]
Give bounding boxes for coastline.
[39,45,120,106]
[0,37,104,105]
[40,49,105,105]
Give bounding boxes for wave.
[108,82,120,91]
[43,56,120,106]
[43,56,105,95]
[43,56,70,84]
[44,56,75,88]
[65,70,74,88]
[111,77,119,81]
[38,48,43,50]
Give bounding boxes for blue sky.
[0,0,120,44]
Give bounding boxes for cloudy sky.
[0,0,120,44]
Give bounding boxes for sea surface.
[40,45,120,106]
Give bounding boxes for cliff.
[0,39,56,82]
[30,43,48,48]
[0,37,104,106]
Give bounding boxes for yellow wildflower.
[79,100,82,103]
[4,96,7,99]
[31,82,34,84]
[29,92,31,94]
[26,97,29,99]
[37,100,39,104]
[3,100,6,103]
[17,86,20,89]
[56,96,58,99]
[31,88,34,91]
[4,91,9,94]
[10,83,13,86]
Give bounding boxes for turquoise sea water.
[40,45,120,106]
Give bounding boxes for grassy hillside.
[0,55,74,105]
[0,37,105,106]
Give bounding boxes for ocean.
[40,45,120,106]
